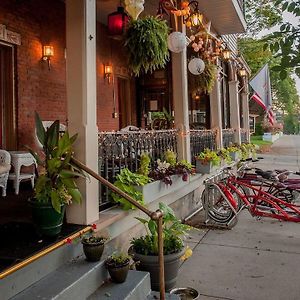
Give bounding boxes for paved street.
[178,135,300,300]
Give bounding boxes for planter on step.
[129,247,185,291]
[82,236,106,262]
[135,175,189,204]
[105,255,130,283]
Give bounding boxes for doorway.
[0,43,17,150]
[117,77,132,129]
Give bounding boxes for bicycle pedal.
[255,216,262,221]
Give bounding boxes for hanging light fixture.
[184,1,203,28]
[239,67,247,77]
[107,7,129,36]
[222,46,231,61]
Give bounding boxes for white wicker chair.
[0,150,11,196]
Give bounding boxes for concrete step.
[10,256,108,300]
[88,270,151,300]
[1,242,83,300]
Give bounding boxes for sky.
[258,11,300,95]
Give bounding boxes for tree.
[244,0,282,36]
[266,0,300,78]
[239,38,299,114]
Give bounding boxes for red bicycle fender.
[218,183,238,210]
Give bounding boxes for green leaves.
[30,112,85,213]
[35,112,46,147]
[125,16,169,76]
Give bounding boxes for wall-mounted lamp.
[194,93,201,101]
[42,45,54,70]
[239,68,247,77]
[222,47,231,61]
[104,65,113,83]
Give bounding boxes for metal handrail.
[71,157,166,300]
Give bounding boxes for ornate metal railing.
[241,129,248,143]
[190,130,217,164]
[98,130,178,207]
[222,128,235,148]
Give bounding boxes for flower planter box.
[195,160,217,174]
[135,175,189,204]
[262,132,280,142]
[229,152,240,162]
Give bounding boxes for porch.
[0,0,250,298]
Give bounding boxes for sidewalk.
[177,135,300,300]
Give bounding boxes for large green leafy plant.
[111,168,152,210]
[125,16,169,76]
[131,202,191,255]
[30,112,85,213]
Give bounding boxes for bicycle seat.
[255,169,273,179]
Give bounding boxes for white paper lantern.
[167,32,187,53]
[188,58,205,75]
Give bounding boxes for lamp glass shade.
[108,7,129,36]
[105,65,113,75]
[239,68,247,77]
[167,32,187,53]
[191,13,203,27]
[188,58,205,75]
[222,48,231,60]
[43,46,54,57]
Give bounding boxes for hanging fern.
[188,62,217,94]
[125,16,170,77]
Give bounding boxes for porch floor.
[0,181,84,273]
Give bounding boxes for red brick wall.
[0,0,67,149]
[96,23,136,132]
[0,0,136,150]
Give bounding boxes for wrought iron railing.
[241,129,248,143]
[98,130,178,207]
[222,128,235,148]
[190,130,217,164]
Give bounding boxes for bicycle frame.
[223,175,300,222]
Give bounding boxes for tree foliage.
[239,38,299,114]
[244,0,283,36]
[265,0,300,77]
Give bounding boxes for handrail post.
[157,214,165,300]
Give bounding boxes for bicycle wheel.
[201,185,235,224]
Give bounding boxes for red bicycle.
[202,165,300,225]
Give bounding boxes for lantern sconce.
[42,45,54,70]
[222,46,231,61]
[185,1,203,28]
[107,6,129,37]
[194,92,201,101]
[104,65,113,84]
[239,67,247,77]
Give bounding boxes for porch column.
[65,0,99,224]
[210,77,223,149]
[241,77,250,142]
[229,80,242,144]
[171,23,191,162]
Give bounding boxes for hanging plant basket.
[188,61,217,94]
[125,16,170,77]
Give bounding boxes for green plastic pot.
[29,199,65,237]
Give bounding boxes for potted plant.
[105,252,131,283]
[28,112,85,237]
[227,146,241,161]
[82,235,107,262]
[129,202,192,291]
[125,16,169,76]
[111,168,152,210]
[218,148,232,165]
[195,149,221,174]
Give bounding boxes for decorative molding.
[0,24,21,45]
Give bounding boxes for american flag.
[249,64,275,125]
